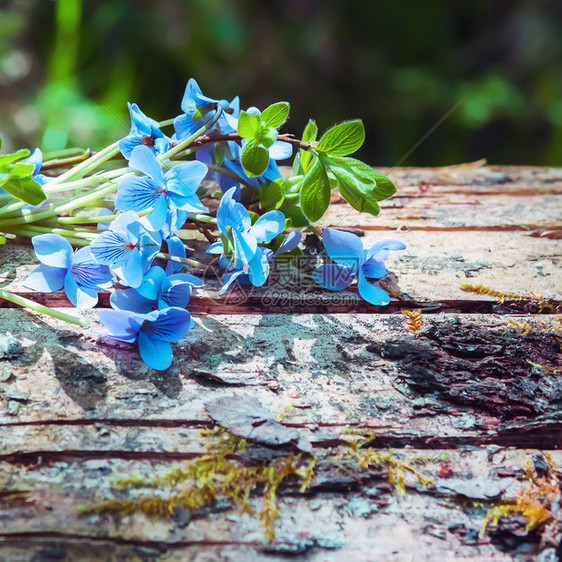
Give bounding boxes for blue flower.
[217,230,302,294]
[174,78,238,140]
[159,208,189,274]
[90,211,161,288]
[98,306,194,370]
[110,266,202,313]
[312,229,406,306]
[115,145,208,231]
[24,233,112,308]
[119,103,170,160]
[208,187,285,288]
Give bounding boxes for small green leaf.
[259,127,278,149]
[261,102,290,128]
[302,119,318,143]
[316,120,365,156]
[2,176,46,206]
[238,111,261,139]
[300,158,331,222]
[0,149,30,168]
[241,139,270,177]
[260,180,285,210]
[330,164,380,216]
[330,157,396,200]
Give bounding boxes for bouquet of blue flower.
[0,78,405,370]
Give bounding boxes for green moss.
[78,427,315,543]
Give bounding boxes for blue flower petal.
[129,145,165,184]
[357,269,391,306]
[322,228,363,268]
[110,289,154,313]
[90,230,128,265]
[173,113,202,140]
[250,210,285,243]
[98,309,147,343]
[146,194,169,231]
[269,140,293,161]
[164,160,208,195]
[115,176,163,215]
[206,241,223,255]
[170,273,203,287]
[138,332,173,370]
[141,307,192,342]
[312,264,355,291]
[275,231,302,255]
[24,264,66,292]
[129,102,160,135]
[119,135,141,160]
[217,187,251,234]
[232,230,258,266]
[218,269,245,296]
[64,272,98,309]
[159,279,192,309]
[168,192,208,214]
[362,259,387,279]
[71,247,112,288]
[247,248,269,287]
[164,235,186,274]
[120,247,144,288]
[365,239,406,261]
[32,234,73,268]
[136,267,167,301]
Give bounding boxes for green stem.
[159,105,224,162]
[307,225,322,240]
[57,214,115,224]
[47,140,121,185]
[0,288,90,327]
[157,252,202,269]
[206,163,255,190]
[187,213,217,225]
[43,168,127,194]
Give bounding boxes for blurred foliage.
[0,0,561,165]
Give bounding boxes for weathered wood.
[1,164,561,561]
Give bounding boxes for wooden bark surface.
[0,164,561,561]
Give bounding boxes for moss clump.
[480,453,559,538]
[335,429,442,494]
[78,427,315,542]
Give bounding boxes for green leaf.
[261,102,290,128]
[259,127,278,149]
[330,157,396,200]
[2,175,46,206]
[302,119,318,143]
[260,180,285,210]
[238,111,261,139]
[330,164,380,216]
[0,149,30,168]
[241,139,270,177]
[316,120,365,156]
[300,158,331,222]
[280,194,310,228]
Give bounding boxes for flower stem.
[156,252,203,268]
[47,140,121,185]
[0,288,90,327]
[159,105,224,162]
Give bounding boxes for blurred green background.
[1,0,561,165]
